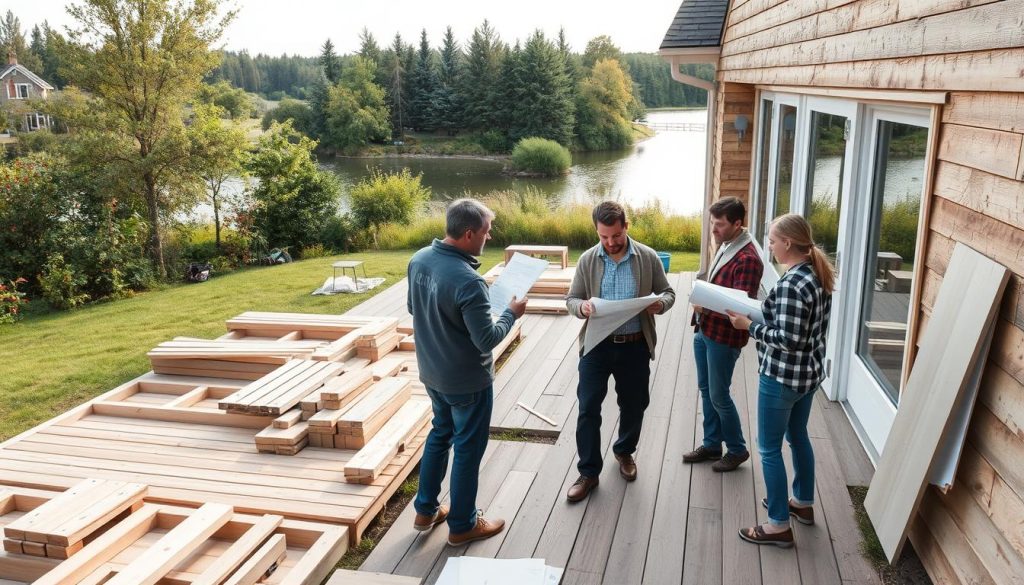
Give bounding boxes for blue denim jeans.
[758,374,815,526]
[693,331,747,456]
[576,339,651,478]
[414,386,492,533]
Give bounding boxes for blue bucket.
[657,252,671,273]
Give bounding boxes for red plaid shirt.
[692,242,764,348]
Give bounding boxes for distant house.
[0,50,53,132]
[661,1,1024,584]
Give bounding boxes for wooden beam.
[222,533,287,585]
[191,514,283,585]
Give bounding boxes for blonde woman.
[726,213,835,548]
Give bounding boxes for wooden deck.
[360,272,882,584]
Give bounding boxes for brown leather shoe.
[615,453,638,482]
[712,450,749,472]
[738,524,794,548]
[566,475,599,502]
[413,505,448,532]
[761,497,815,525]
[682,445,722,463]
[447,514,505,546]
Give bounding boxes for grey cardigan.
[566,238,677,359]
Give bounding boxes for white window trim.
[14,83,30,100]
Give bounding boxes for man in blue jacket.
[407,198,528,546]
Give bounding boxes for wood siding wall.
[716,1,1024,583]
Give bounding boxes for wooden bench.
[504,245,569,269]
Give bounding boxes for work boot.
[447,514,505,546]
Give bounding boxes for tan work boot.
[413,505,449,532]
[447,514,505,546]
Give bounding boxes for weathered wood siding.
[715,1,1024,583]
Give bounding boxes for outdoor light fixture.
[734,114,748,141]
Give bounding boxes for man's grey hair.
[446,198,495,238]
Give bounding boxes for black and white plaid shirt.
[749,262,832,394]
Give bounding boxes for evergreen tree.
[306,72,331,140]
[460,20,503,130]
[385,33,410,139]
[319,38,341,84]
[0,11,42,72]
[407,29,438,132]
[557,27,583,86]
[431,25,463,135]
[358,28,389,90]
[507,31,574,146]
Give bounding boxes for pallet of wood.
[2,479,146,561]
[503,244,569,269]
[219,359,345,416]
[0,486,348,585]
[223,312,403,362]
[355,319,402,361]
[147,337,329,381]
[525,296,569,314]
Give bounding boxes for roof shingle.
[660,0,729,49]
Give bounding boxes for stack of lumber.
[305,378,413,451]
[220,359,344,416]
[224,312,397,362]
[306,370,376,447]
[147,337,326,380]
[503,244,569,269]
[354,319,403,361]
[2,479,146,561]
[343,399,432,483]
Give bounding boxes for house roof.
[0,63,54,91]
[660,0,729,49]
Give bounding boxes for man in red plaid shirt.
[684,197,764,472]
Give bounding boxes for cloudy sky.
[17,0,684,56]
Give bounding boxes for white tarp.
[311,276,386,295]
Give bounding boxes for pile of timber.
[219,359,345,416]
[147,338,326,380]
[222,312,401,363]
[2,479,146,560]
[354,319,403,361]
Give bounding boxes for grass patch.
[489,429,556,444]
[848,485,932,585]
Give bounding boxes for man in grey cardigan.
[565,201,676,502]
[407,198,528,545]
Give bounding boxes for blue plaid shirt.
[598,240,641,334]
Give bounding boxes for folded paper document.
[690,280,765,324]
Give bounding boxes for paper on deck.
[581,293,660,356]
[689,279,765,324]
[436,557,563,585]
[489,253,551,317]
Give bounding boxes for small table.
[876,252,903,278]
[331,261,367,292]
[504,245,569,269]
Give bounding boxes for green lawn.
[0,248,698,440]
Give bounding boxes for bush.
[300,243,331,259]
[477,130,509,153]
[0,278,29,324]
[319,214,356,253]
[39,255,90,310]
[510,137,571,176]
[261,99,315,136]
[348,169,431,247]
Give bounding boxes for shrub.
[300,243,331,259]
[510,137,571,176]
[39,255,90,310]
[477,130,509,153]
[348,169,431,247]
[319,215,356,252]
[0,278,29,324]
[261,99,314,136]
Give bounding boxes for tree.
[195,80,253,119]
[504,31,575,146]
[385,33,409,140]
[319,38,342,84]
[407,29,438,132]
[358,27,389,90]
[0,11,43,73]
[262,97,314,135]
[348,168,429,247]
[582,35,624,71]
[460,20,504,130]
[188,104,247,249]
[62,0,235,278]
[575,58,635,151]
[432,26,463,135]
[322,56,391,152]
[245,122,340,252]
